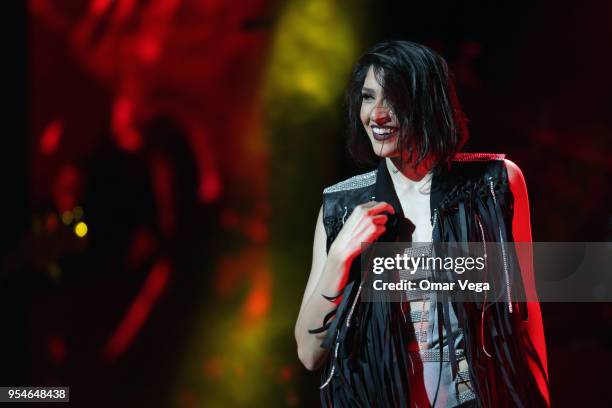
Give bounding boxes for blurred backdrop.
[2,0,611,406]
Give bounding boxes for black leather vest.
[314,153,548,408]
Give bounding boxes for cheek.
[359,105,369,128]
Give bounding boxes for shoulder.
[447,152,508,184]
[321,169,378,240]
[502,158,527,189]
[502,158,530,206]
[322,169,378,195]
[449,154,529,203]
[437,153,511,209]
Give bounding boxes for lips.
[371,125,398,141]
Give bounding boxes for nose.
[371,106,392,126]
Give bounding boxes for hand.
[329,201,394,265]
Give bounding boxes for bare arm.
[294,206,348,371]
[295,201,393,371]
[505,159,550,406]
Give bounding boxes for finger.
[371,214,388,225]
[367,201,395,216]
[363,228,384,244]
[360,200,378,209]
[373,225,386,239]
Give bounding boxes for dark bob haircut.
[346,40,468,168]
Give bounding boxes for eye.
[361,93,374,101]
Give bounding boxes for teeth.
[372,127,395,135]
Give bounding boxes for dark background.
[2,0,611,406]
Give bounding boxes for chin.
[369,137,400,158]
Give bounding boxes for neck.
[387,156,433,185]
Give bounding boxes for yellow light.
[263,0,359,111]
[74,221,88,238]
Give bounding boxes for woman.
[294,41,550,407]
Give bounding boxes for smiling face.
[360,66,401,158]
